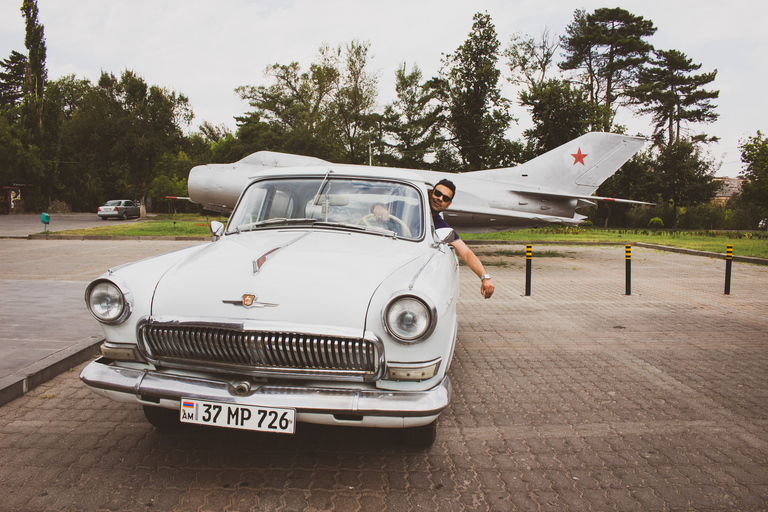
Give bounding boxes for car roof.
[247,164,429,186]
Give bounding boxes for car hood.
[150,229,426,335]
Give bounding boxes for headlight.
[86,279,132,324]
[383,293,437,343]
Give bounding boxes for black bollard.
[724,245,732,295]
[625,244,632,296]
[525,244,532,296]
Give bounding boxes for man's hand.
[372,204,390,222]
[481,278,495,299]
[450,238,495,299]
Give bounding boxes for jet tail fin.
[473,132,647,196]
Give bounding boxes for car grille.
[138,323,380,379]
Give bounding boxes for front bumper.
[80,357,451,427]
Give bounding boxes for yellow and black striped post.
[525,244,532,296]
[724,245,733,295]
[625,244,632,296]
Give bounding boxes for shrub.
[648,217,664,229]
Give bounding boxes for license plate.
[179,398,296,434]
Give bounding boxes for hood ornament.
[222,293,278,309]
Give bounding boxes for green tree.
[105,71,193,213]
[380,64,444,169]
[56,71,192,212]
[628,49,718,146]
[593,151,658,227]
[519,79,605,154]
[333,40,379,164]
[0,50,27,121]
[560,8,656,131]
[654,139,718,227]
[505,28,559,88]
[236,44,345,161]
[739,131,768,220]
[437,12,513,170]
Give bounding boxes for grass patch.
[55,214,227,237]
[460,227,768,259]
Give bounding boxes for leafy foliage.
[739,131,768,220]
[519,78,605,155]
[436,12,513,170]
[379,64,444,169]
[560,7,656,131]
[629,49,718,146]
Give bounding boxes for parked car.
[759,219,767,230]
[80,167,460,446]
[97,200,141,220]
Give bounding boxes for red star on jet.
[571,148,587,165]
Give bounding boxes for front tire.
[143,405,184,430]
[402,420,437,447]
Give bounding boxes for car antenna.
[312,169,334,206]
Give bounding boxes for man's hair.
[435,179,456,200]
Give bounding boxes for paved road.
[0,212,144,238]
[1,236,767,511]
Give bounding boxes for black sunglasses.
[432,189,453,202]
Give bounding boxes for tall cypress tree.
[21,0,47,135]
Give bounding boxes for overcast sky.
[2,0,766,177]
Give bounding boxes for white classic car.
[80,166,460,446]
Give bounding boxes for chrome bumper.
[80,357,451,418]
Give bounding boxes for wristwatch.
[480,274,491,281]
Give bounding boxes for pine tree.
[560,8,656,131]
[629,49,718,146]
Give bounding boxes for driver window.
[265,190,294,219]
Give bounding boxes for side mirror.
[435,227,457,244]
[210,221,225,241]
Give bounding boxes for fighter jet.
[188,132,648,233]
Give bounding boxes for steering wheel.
[357,213,412,237]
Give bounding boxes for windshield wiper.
[313,221,398,238]
[236,218,317,233]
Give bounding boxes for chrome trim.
[253,231,311,275]
[385,358,442,381]
[382,290,438,344]
[100,341,144,362]
[84,277,133,325]
[80,357,451,418]
[135,317,384,382]
[408,253,435,290]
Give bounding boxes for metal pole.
[724,245,732,295]
[625,244,632,296]
[525,244,532,296]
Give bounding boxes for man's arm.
[450,238,495,299]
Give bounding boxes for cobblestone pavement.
[1,244,767,511]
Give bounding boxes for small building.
[712,177,744,206]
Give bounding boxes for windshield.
[227,176,424,239]
[105,200,121,206]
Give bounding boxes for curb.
[27,234,209,241]
[0,335,103,407]
[464,240,768,266]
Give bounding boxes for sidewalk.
[0,230,204,406]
